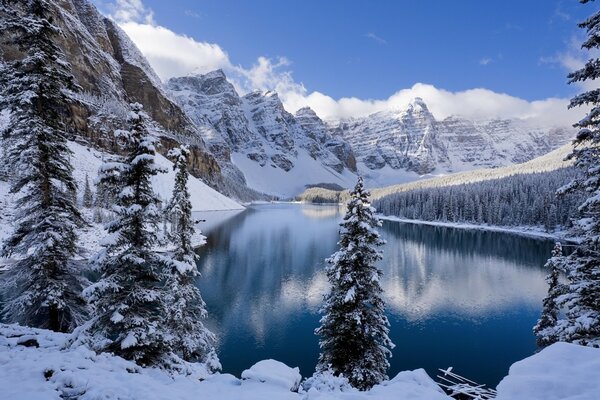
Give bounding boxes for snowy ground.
[359,162,435,189]
[496,342,600,400]
[377,215,575,242]
[0,324,448,400]
[1,324,598,399]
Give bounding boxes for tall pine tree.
[84,104,174,366]
[316,177,394,390]
[552,0,600,347]
[534,242,565,347]
[0,0,87,332]
[164,146,218,366]
[83,173,93,208]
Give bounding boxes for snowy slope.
[369,142,575,200]
[495,342,600,400]
[231,150,357,198]
[0,142,242,256]
[68,141,243,211]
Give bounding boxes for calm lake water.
[195,203,555,388]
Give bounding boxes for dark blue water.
[195,203,555,388]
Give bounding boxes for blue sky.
[93,0,595,124]
[140,0,587,100]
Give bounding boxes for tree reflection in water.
[195,203,555,388]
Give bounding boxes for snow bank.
[0,323,448,400]
[6,324,599,400]
[241,359,301,391]
[496,342,600,400]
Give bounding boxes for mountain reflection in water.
[196,203,554,387]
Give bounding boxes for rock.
[270,154,293,171]
[241,359,301,392]
[17,337,39,348]
[0,0,226,190]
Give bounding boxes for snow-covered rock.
[332,97,573,179]
[167,69,572,194]
[496,342,600,400]
[166,71,358,197]
[241,359,301,392]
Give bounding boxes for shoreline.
[377,214,578,242]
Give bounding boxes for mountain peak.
[168,69,237,97]
[295,107,319,119]
[408,97,429,112]
[200,69,227,80]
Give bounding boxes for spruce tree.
[84,103,174,366]
[83,173,94,208]
[534,242,565,347]
[0,0,87,332]
[316,177,394,390]
[553,0,600,347]
[164,146,217,365]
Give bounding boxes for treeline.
[297,186,349,203]
[373,168,584,231]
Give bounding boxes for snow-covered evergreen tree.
[164,146,217,365]
[83,173,94,208]
[84,103,175,366]
[552,0,600,347]
[0,0,87,332]
[534,242,565,347]
[316,177,394,390]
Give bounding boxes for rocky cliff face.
[332,98,573,175]
[166,71,358,196]
[0,0,229,193]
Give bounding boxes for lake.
[194,202,555,388]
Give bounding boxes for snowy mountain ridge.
[167,68,573,194]
[167,70,358,197]
[331,97,573,180]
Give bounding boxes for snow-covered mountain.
[166,71,358,197]
[0,0,574,199]
[332,98,573,185]
[167,69,572,194]
[0,0,265,201]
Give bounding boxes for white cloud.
[365,32,387,45]
[540,36,599,92]
[119,22,231,80]
[479,57,492,66]
[279,82,580,127]
[107,0,154,24]
[100,0,583,127]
